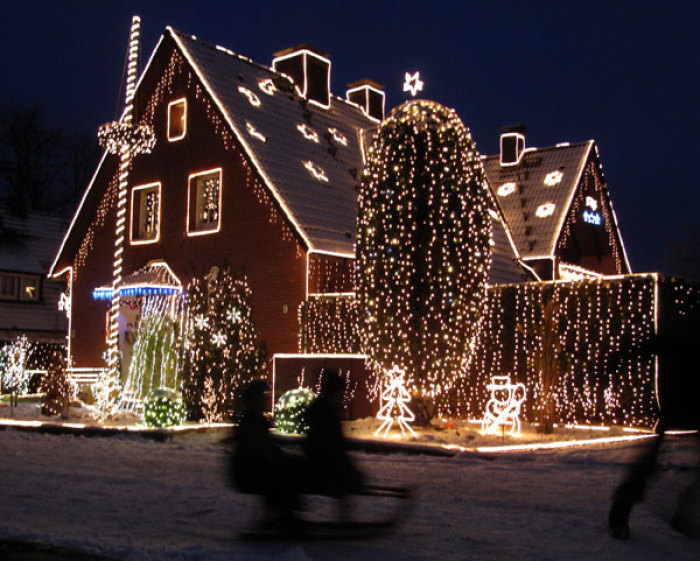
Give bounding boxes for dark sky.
[2,1,698,274]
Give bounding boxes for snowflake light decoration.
[536,202,556,218]
[238,86,261,107]
[497,182,516,197]
[212,331,227,347]
[194,314,210,330]
[544,170,563,187]
[374,366,416,437]
[303,160,329,182]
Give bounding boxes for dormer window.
[167,98,187,141]
[130,182,161,244]
[297,124,320,143]
[187,168,222,236]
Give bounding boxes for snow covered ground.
[1,426,699,560]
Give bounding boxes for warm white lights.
[245,121,266,143]
[297,123,320,143]
[585,196,598,211]
[374,366,416,437]
[258,78,276,95]
[303,160,328,182]
[536,203,555,218]
[481,375,526,436]
[403,71,424,97]
[238,86,261,107]
[544,170,563,186]
[328,127,348,146]
[497,182,516,197]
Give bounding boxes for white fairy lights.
[375,366,416,437]
[297,123,320,143]
[536,202,556,218]
[403,71,424,97]
[303,160,328,182]
[481,375,527,436]
[544,170,563,186]
[238,86,261,107]
[497,182,517,197]
[356,100,491,407]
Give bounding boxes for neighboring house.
[0,207,70,344]
[483,130,631,281]
[50,28,527,370]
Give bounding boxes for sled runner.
[239,484,412,541]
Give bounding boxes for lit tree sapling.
[356,100,492,414]
[181,267,267,421]
[0,335,33,415]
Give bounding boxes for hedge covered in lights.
[298,275,700,427]
[274,387,316,435]
[144,389,186,427]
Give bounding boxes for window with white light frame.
[187,168,222,236]
[130,182,161,244]
[167,98,187,141]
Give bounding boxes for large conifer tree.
[356,100,491,404]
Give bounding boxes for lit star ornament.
[403,71,424,97]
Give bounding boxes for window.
[187,168,222,236]
[167,98,187,141]
[0,274,40,302]
[19,276,40,301]
[0,274,17,300]
[130,182,161,244]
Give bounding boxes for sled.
[239,484,412,541]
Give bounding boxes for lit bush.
[274,387,316,434]
[144,388,186,428]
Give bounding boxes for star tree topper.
[403,71,424,97]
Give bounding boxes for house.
[482,128,631,281]
[50,27,528,372]
[0,207,70,345]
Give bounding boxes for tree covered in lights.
[181,267,267,421]
[356,100,492,409]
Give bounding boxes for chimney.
[500,124,527,166]
[346,79,385,121]
[272,44,331,109]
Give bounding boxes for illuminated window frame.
[186,168,223,237]
[167,98,187,142]
[130,182,162,245]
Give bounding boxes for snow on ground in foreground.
[1,428,699,561]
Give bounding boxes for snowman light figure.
[482,375,527,436]
[374,366,417,438]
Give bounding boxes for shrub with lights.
[41,352,73,418]
[181,267,267,421]
[356,100,491,412]
[144,388,186,427]
[274,387,316,435]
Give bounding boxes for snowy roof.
[170,29,374,255]
[0,208,69,275]
[482,141,593,260]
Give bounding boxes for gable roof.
[482,140,593,260]
[169,28,375,256]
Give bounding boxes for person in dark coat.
[303,369,364,500]
[608,312,700,539]
[230,379,303,525]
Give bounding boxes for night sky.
[2,1,698,275]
